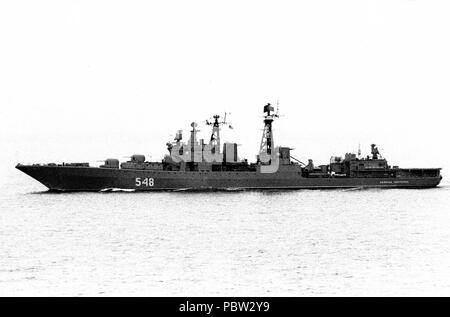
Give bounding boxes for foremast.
[205,113,231,154]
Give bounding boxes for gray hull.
[16,165,442,192]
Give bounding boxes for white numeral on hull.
[135,178,154,187]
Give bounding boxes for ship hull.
[16,165,442,192]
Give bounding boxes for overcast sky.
[1,0,449,177]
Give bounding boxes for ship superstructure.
[16,104,442,191]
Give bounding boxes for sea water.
[1,165,450,296]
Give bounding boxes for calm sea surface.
[1,167,449,296]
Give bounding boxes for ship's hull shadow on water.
[28,184,445,195]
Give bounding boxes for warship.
[17,104,442,191]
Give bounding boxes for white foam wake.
[100,188,137,193]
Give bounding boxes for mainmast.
[259,103,279,157]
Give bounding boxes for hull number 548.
[135,178,154,187]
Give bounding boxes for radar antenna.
[371,143,381,159]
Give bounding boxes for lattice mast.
[259,103,279,156]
